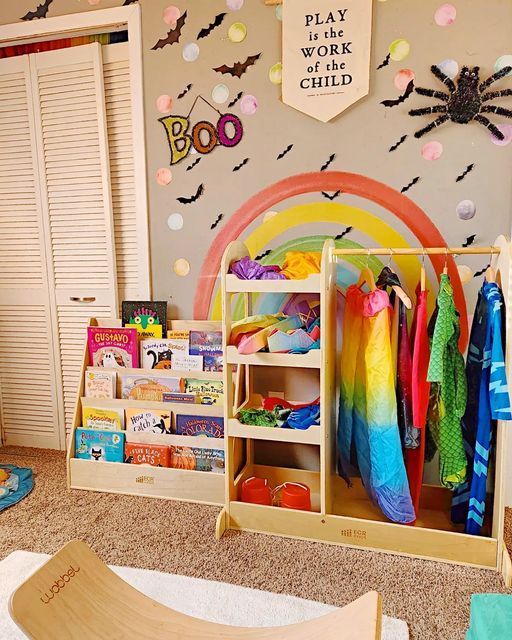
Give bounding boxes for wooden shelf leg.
[215,507,227,540]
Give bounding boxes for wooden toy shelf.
[66,318,225,506]
[216,237,512,578]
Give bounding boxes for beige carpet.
[1,446,511,640]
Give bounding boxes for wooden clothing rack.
[217,235,512,582]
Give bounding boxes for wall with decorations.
[2,0,512,320]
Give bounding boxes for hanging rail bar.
[331,246,500,257]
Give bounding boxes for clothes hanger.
[485,249,496,283]
[356,249,377,291]
[382,249,412,309]
[420,249,426,292]
[443,248,449,275]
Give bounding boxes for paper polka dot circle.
[438,59,459,79]
[456,200,476,220]
[263,210,279,222]
[434,4,457,26]
[163,5,180,26]
[174,258,190,276]
[228,22,247,43]
[226,0,244,10]
[183,43,200,62]
[269,62,283,85]
[240,94,258,115]
[490,124,512,146]
[212,84,229,104]
[421,141,443,161]
[388,39,410,62]
[457,265,473,285]
[156,168,173,186]
[156,95,173,114]
[495,55,512,76]
[394,69,415,91]
[167,213,184,231]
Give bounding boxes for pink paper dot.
[156,94,173,114]
[156,168,173,186]
[434,4,457,26]
[394,69,415,91]
[421,141,443,161]
[163,6,181,26]
[240,94,258,115]
[490,124,512,146]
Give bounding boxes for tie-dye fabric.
[337,285,415,524]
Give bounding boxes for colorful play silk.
[426,274,467,489]
[337,285,415,524]
[406,286,430,515]
[280,252,321,279]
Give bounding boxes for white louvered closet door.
[0,55,61,449]
[103,42,149,302]
[30,43,118,435]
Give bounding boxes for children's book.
[203,355,223,372]
[189,330,223,356]
[82,406,124,431]
[172,353,203,372]
[125,408,171,434]
[87,327,138,368]
[121,374,183,401]
[162,392,198,405]
[184,379,223,395]
[75,429,125,462]
[166,330,190,354]
[196,393,223,406]
[122,301,167,339]
[176,415,224,438]
[124,442,171,467]
[140,339,173,370]
[169,446,224,473]
[84,370,116,399]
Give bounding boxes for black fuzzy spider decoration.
[409,64,512,140]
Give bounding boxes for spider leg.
[482,88,512,102]
[430,65,456,93]
[474,114,505,140]
[413,114,450,139]
[409,105,448,116]
[481,105,512,118]
[415,87,449,101]
[479,66,512,91]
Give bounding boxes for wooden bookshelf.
[66,319,225,506]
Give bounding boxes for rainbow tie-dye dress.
[337,285,416,524]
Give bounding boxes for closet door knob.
[69,297,96,303]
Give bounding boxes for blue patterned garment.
[453,282,512,534]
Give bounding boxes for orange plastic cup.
[274,482,311,511]
[241,477,272,505]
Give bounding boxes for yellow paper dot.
[389,39,410,62]
[269,62,283,85]
[174,258,190,276]
[228,22,247,43]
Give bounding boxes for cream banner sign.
[282,0,373,122]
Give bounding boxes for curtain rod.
[331,247,501,256]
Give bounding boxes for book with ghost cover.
[87,327,138,368]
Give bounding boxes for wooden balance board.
[9,540,382,639]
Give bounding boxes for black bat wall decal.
[389,135,408,152]
[21,0,53,20]
[456,163,475,182]
[123,0,138,4]
[320,154,336,171]
[400,176,421,193]
[255,249,272,261]
[377,53,391,70]
[335,226,353,240]
[198,13,226,39]
[233,158,250,171]
[381,80,415,108]
[152,11,187,50]
[213,53,262,78]
[322,190,341,200]
[186,158,201,171]
[228,92,243,108]
[462,234,476,247]
[177,183,204,204]
[178,84,193,99]
[277,144,293,160]
[210,214,223,230]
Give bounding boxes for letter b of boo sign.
[282,0,373,122]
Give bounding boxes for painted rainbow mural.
[194,172,468,348]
